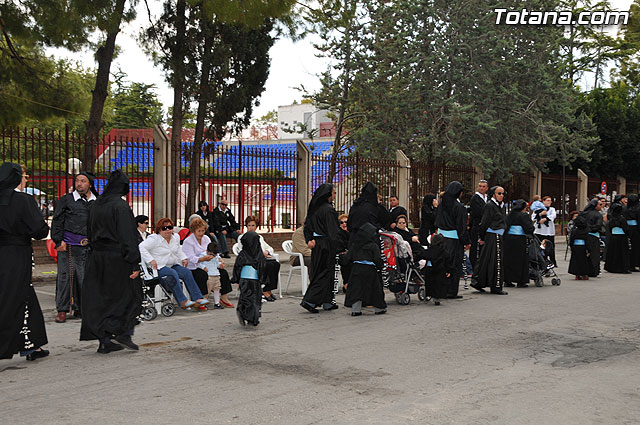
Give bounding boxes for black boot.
[97,340,124,354]
[114,335,139,351]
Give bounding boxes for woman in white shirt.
[139,218,209,309]
[237,216,280,301]
[533,195,557,267]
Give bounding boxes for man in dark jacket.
[388,195,408,229]
[51,172,96,323]
[468,179,488,266]
[214,199,240,258]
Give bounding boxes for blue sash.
[240,265,259,280]
[611,227,625,235]
[353,260,375,266]
[486,228,505,236]
[506,225,525,236]
[313,232,324,237]
[426,260,433,267]
[573,239,585,246]
[588,232,599,238]
[438,228,458,239]
[627,220,638,226]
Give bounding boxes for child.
[232,232,265,326]
[344,223,387,316]
[423,234,454,305]
[199,241,223,309]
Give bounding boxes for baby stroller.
[139,262,176,321]
[380,231,427,305]
[528,235,561,287]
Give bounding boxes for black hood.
[510,199,527,213]
[352,182,378,207]
[102,170,130,197]
[440,181,463,212]
[0,162,22,206]
[351,222,378,246]
[628,194,639,208]
[609,203,623,217]
[422,193,436,210]
[583,198,599,212]
[308,183,333,218]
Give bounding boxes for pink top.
[182,233,211,270]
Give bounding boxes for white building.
[277,103,334,140]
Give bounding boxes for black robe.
[582,200,603,277]
[80,171,143,341]
[0,171,50,358]
[468,193,487,266]
[344,223,387,309]
[568,223,591,277]
[423,242,455,300]
[233,232,265,326]
[418,196,437,245]
[347,182,385,234]
[303,184,339,307]
[604,207,630,273]
[474,200,506,291]
[434,181,470,297]
[503,207,534,285]
[336,228,351,285]
[624,196,640,269]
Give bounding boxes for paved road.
[2,253,639,424]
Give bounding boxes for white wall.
[277,103,332,140]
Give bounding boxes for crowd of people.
[2,162,639,362]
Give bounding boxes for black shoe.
[471,283,486,293]
[222,253,231,259]
[374,310,387,315]
[97,340,124,354]
[324,303,339,311]
[26,349,49,361]
[490,290,508,295]
[236,309,246,326]
[300,301,318,314]
[351,312,362,316]
[266,294,276,302]
[433,300,441,306]
[504,283,516,287]
[72,310,82,319]
[213,303,224,309]
[114,335,139,351]
[446,295,463,299]
[516,284,529,288]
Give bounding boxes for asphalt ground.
[2,243,639,425]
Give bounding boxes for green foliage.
[109,78,164,129]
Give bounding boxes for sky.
[47,0,635,123]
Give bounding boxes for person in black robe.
[232,231,266,326]
[336,214,351,293]
[568,213,591,279]
[418,194,438,245]
[434,181,470,299]
[604,202,630,273]
[347,182,386,234]
[468,180,489,266]
[503,199,534,288]
[624,194,639,272]
[80,170,143,353]
[301,183,340,313]
[471,186,508,295]
[582,198,605,277]
[344,223,387,315]
[423,234,455,305]
[0,163,50,361]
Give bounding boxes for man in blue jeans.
[214,199,240,258]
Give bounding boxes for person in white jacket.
[532,195,557,267]
[139,218,209,309]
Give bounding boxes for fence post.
[396,150,410,222]
[617,176,626,195]
[153,125,171,222]
[296,140,311,226]
[529,168,542,200]
[577,168,588,210]
[473,164,484,189]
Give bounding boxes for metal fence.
[1,126,154,224]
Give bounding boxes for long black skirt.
[503,235,529,285]
[474,233,504,291]
[424,267,448,300]
[263,259,280,292]
[80,249,142,341]
[442,237,463,297]
[629,226,640,268]
[585,234,601,277]
[604,234,630,273]
[302,237,336,306]
[0,245,47,359]
[237,278,261,325]
[568,244,590,276]
[344,263,387,309]
[192,267,209,295]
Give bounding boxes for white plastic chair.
[282,240,308,296]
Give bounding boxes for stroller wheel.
[161,302,176,317]
[397,292,410,305]
[418,286,426,301]
[535,276,544,287]
[142,306,157,321]
[551,278,560,286]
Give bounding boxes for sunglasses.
[496,192,505,195]
[161,225,174,231]
[143,221,149,224]
[340,221,347,224]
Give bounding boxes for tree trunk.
[84,0,126,173]
[169,0,186,222]
[185,25,215,218]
